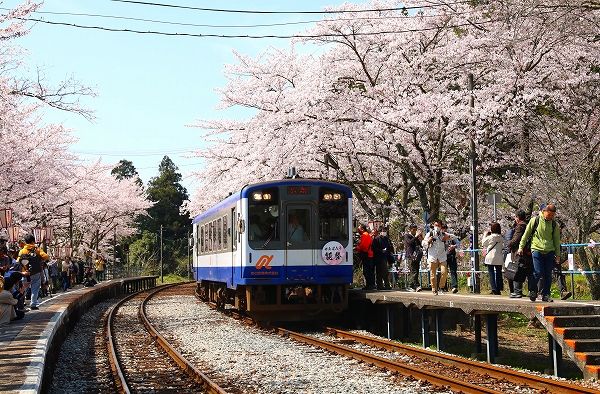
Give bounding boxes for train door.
[284,204,315,280]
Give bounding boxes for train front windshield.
[247,185,349,249]
[318,188,349,242]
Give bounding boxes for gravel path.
[48,299,118,394]
[146,294,454,394]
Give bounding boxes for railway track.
[106,284,227,394]
[263,324,600,394]
[320,327,600,394]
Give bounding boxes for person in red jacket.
[356,224,375,290]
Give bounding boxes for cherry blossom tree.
[0,2,150,262]
[187,0,600,297]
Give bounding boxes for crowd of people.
[356,203,572,302]
[0,236,107,327]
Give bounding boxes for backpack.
[21,249,42,275]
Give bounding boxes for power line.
[0,8,320,29]
[109,0,469,14]
[20,17,494,39]
[1,5,471,30]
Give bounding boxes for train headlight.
[253,192,272,201]
[323,193,332,200]
[333,193,342,200]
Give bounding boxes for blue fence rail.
[388,241,600,298]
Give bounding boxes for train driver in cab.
[287,214,307,243]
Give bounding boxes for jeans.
[487,265,503,292]
[446,253,458,289]
[61,271,70,291]
[29,273,41,307]
[530,250,555,296]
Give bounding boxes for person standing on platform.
[518,203,560,302]
[404,224,423,292]
[356,224,375,290]
[372,227,392,290]
[422,220,457,295]
[95,256,106,282]
[537,221,571,300]
[507,210,528,298]
[380,226,396,288]
[47,256,59,294]
[442,224,460,293]
[61,257,71,292]
[18,234,49,310]
[482,222,504,295]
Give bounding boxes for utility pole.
[160,224,163,283]
[468,73,480,294]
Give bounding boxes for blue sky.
[5,0,339,194]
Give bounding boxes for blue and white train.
[192,178,353,320]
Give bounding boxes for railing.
[390,242,600,298]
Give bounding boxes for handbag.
[504,254,530,282]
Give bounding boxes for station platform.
[0,277,157,394]
[349,288,600,380]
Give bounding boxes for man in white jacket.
[422,220,458,295]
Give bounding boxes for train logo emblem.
[321,241,344,266]
[255,255,274,270]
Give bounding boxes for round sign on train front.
[321,241,345,265]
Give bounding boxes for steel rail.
[140,284,229,394]
[325,326,599,394]
[107,283,226,394]
[259,323,502,394]
[106,289,138,394]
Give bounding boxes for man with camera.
[422,220,457,295]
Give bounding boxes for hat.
[539,203,547,211]
[4,270,22,282]
[3,275,16,291]
[408,223,417,229]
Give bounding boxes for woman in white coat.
[482,222,505,294]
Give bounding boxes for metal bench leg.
[486,314,498,363]
[422,309,430,348]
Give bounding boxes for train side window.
[204,224,209,253]
[222,215,228,249]
[209,222,213,252]
[212,220,217,251]
[232,209,238,251]
[217,217,222,250]
[200,226,204,254]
